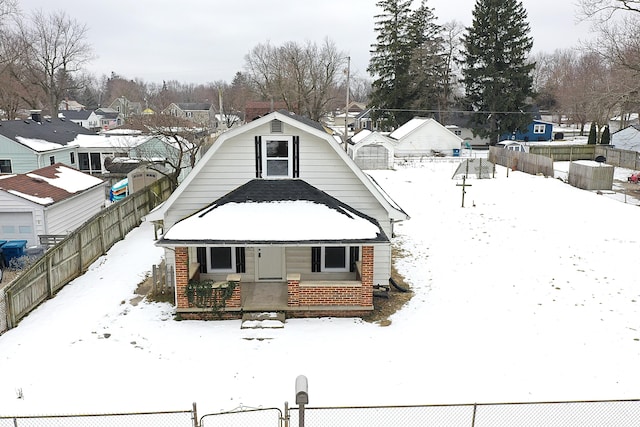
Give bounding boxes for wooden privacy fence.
[528,144,596,162]
[489,147,555,177]
[1,177,172,332]
[595,146,640,170]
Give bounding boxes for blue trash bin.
[2,240,27,264]
[453,148,460,157]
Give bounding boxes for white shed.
[348,129,395,170]
[390,117,462,157]
[0,164,105,247]
[611,125,640,152]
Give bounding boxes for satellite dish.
[595,155,606,163]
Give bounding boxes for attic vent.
[270,119,283,133]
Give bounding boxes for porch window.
[312,246,360,273]
[197,247,245,273]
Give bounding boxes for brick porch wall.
[288,245,374,307]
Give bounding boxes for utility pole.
[343,56,350,152]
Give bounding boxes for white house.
[348,129,395,170]
[390,117,463,157]
[145,110,408,319]
[73,134,157,175]
[611,125,640,152]
[0,164,105,247]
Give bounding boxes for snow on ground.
[1,161,639,416]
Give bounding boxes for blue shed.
[500,119,553,142]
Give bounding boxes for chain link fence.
[2,400,639,427]
[0,409,195,427]
[289,400,640,427]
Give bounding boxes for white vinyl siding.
[43,187,105,236]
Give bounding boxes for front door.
[257,247,283,280]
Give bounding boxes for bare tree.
[580,0,640,21]
[17,10,93,117]
[244,38,348,121]
[125,114,212,190]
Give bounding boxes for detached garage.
[0,164,105,248]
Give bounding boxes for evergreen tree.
[588,122,598,145]
[405,1,448,119]
[600,124,611,145]
[461,0,535,144]
[368,0,414,128]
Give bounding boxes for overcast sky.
[18,0,594,85]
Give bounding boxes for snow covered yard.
[0,161,639,416]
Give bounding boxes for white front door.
[257,247,283,280]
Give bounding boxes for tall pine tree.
[462,0,535,144]
[406,1,448,119]
[368,0,447,128]
[368,0,414,128]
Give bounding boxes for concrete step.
[241,312,286,329]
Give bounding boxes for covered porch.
[173,246,375,319]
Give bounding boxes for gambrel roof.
[146,111,408,223]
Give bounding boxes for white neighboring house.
[611,125,640,152]
[348,129,395,170]
[0,164,105,247]
[73,134,157,174]
[390,117,463,157]
[59,110,101,130]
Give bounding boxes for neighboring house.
[146,110,408,319]
[59,110,101,131]
[390,117,463,157]
[162,103,213,126]
[74,134,165,175]
[95,108,125,130]
[58,100,85,111]
[496,140,528,152]
[108,97,143,118]
[348,129,395,170]
[611,125,640,152]
[501,119,553,142]
[0,163,105,247]
[245,101,288,122]
[0,111,95,174]
[445,112,491,147]
[354,108,384,132]
[609,113,639,134]
[214,113,242,129]
[129,135,197,184]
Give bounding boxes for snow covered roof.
[0,163,104,206]
[158,179,388,245]
[0,117,95,149]
[351,129,372,144]
[74,134,153,149]
[390,117,432,140]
